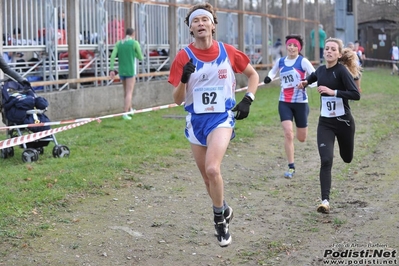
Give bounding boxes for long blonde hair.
[340,47,362,78]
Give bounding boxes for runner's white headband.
[188,9,214,26]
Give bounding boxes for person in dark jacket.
[298,37,361,214]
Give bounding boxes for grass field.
[1,67,398,241]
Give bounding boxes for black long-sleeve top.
[0,55,25,83]
[306,62,361,115]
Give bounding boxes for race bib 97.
[320,96,345,117]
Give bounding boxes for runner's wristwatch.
[245,92,255,101]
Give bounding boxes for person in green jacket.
[310,24,326,64]
[110,28,143,120]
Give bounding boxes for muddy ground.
[1,91,398,266]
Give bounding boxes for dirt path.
[1,95,399,266]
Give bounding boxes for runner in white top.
[264,34,315,179]
[168,2,259,247]
[390,41,399,75]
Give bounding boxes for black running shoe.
[214,206,234,236]
[215,219,232,247]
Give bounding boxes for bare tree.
[358,0,399,22]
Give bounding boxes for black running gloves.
[181,58,195,84]
[232,95,253,120]
[264,76,272,84]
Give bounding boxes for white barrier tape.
[0,118,94,131]
[97,103,180,118]
[0,106,185,131]
[364,58,398,64]
[236,78,279,93]
[236,82,265,93]
[0,82,268,131]
[0,119,95,150]
[0,82,267,149]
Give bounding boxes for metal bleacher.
[1,0,279,92]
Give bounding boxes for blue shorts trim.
[185,111,235,146]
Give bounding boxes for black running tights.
[317,114,355,201]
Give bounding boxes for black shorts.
[278,101,309,128]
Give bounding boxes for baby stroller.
[0,79,70,162]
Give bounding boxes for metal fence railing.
[1,0,318,92]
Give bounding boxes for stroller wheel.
[1,147,14,159]
[1,149,8,159]
[7,147,14,157]
[22,148,39,163]
[37,147,44,154]
[53,145,70,158]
